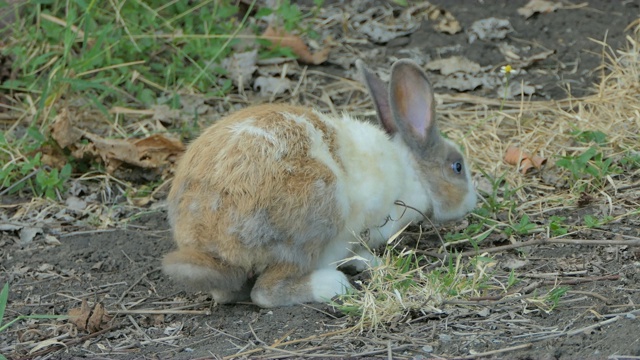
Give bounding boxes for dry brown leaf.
[422,4,462,34]
[51,109,83,149]
[50,111,184,173]
[504,146,547,175]
[425,56,482,75]
[262,25,329,65]
[517,0,562,19]
[68,299,112,333]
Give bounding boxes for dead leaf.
[29,339,67,354]
[425,56,482,75]
[151,104,181,126]
[416,3,462,34]
[51,112,184,173]
[222,50,258,88]
[65,196,87,212]
[517,0,562,19]
[51,109,83,149]
[44,234,61,245]
[19,226,42,245]
[434,73,497,92]
[504,146,547,175]
[262,26,329,65]
[468,18,514,43]
[501,258,529,270]
[499,46,555,69]
[498,81,538,99]
[68,299,112,333]
[253,76,292,97]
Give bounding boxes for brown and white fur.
[162,59,477,308]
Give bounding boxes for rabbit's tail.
[162,248,251,303]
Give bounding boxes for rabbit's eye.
[451,161,463,174]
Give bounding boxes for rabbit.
[162,59,477,308]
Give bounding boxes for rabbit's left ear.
[356,60,397,135]
[388,59,437,142]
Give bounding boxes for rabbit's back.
[168,104,347,272]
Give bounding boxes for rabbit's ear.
[389,60,437,142]
[356,60,397,135]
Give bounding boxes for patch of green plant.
[548,215,568,237]
[507,269,519,289]
[583,214,614,228]
[571,130,608,145]
[0,129,72,199]
[444,169,521,246]
[443,220,492,245]
[1,0,326,200]
[620,151,640,171]
[556,146,621,191]
[512,214,536,235]
[0,282,67,337]
[546,286,569,310]
[477,171,518,217]
[0,283,8,329]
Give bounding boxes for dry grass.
[332,25,640,333]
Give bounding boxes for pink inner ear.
[393,77,434,139]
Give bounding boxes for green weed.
[583,214,614,228]
[0,130,72,199]
[0,282,67,337]
[548,215,568,237]
[556,146,621,191]
[0,0,323,200]
[572,130,608,145]
[546,286,569,310]
[620,151,640,171]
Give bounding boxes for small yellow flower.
[501,64,512,74]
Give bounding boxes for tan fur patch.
[168,104,345,278]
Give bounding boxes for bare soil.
[2,1,640,359]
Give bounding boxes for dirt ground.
[2,1,640,359]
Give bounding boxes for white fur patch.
[310,268,350,302]
[163,263,210,283]
[228,118,288,157]
[210,193,221,212]
[343,246,382,272]
[188,200,199,213]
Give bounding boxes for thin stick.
[566,316,620,336]
[223,327,354,360]
[16,323,125,360]
[118,268,160,303]
[113,308,211,315]
[424,238,640,260]
[451,342,533,359]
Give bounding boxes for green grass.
[0,282,67,344]
[0,0,322,199]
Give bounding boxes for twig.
[566,316,620,336]
[542,274,619,285]
[0,168,38,196]
[567,290,609,302]
[350,344,412,357]
[16,323,125,360]
[451,342,533,359]
[444,275,619,306]
[59,229,118,238]
[223,327,354,360]
[117,268,161,303]
[113,308,211,315]
[423,238,640,260]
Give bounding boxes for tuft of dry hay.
[449,30,640,212]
